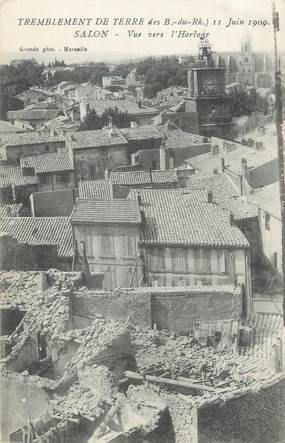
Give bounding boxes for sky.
[0,0,284,64]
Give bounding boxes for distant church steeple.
[239,32,255,83]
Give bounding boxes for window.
[77,227,93,256]
[202,249,211,272]
[39,174,50,185]
[149,248,165,271]
[171,248,188,272]
[169,157,175,169]
[121,234,138,258]
[265,212,270,231]
[56,173,70,184]
[194,249,211,273]
[152,160,158,170]
[101,234,114,257]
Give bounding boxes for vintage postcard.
[0,0,284,442]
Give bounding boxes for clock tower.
[186,38,234,138]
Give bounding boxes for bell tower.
[186,37,234,138]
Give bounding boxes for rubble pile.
[121,385,167,436]
[131,328,271,389]
[78,365,119,404]
[4,289,73,366]
[51,381,108,419]
[63,319,132,375]
[46,269,83,289]
[0,270,42,307]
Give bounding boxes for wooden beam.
[124,371,217,393]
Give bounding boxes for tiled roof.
[110,169,178,185]
[128,188,249,248]
[248,182,280,219]
[120,125,163,141]
[187,173,258,220]
[0,203,23,217]
[86,98,158,116]
[71,199,141,224]
[0,165,37,188]
[0,217,72,257]
[20,149,73,174]
[67,128,128,149]
[6,109,59,121]
[0,132,64,147]
[78,180,111,199]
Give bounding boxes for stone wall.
[72,290,152,329]
[72,286,241,334]
[197,376,285,443]
[73,145,128,180]
[151,289,241,334]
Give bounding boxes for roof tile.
[128,188,249,248]
[78,180,111,199]
[0,165,37,188]
[0,217,72,257]
[71,199,141,224]
[20,149,73,174]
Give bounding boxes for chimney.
[230,213,235,226]
[241,158,247,176]
[160,138,169,171]
[149,169,153,186]
[221,158,225,172]
[12,184,17,202]
[207,190,213,203]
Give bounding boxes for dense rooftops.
[0,165,37,188]
[20,149,73,174]
[78,179,111,199]
[71,198,141,225]
[110,169,178,185]
[0,217,72,257]
[129,188,249,248]
[67,128,128,149]
[0,132,64,147]
[187,173,258,220]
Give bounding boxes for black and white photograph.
[0,0,285,441]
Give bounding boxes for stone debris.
[0,270,281,443]
[130,328,274,390]
[63,319,132,375]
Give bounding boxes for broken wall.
[151,289,241,334]
[197,376,285,443]
[72,290,152,329]
[72,287,241,334]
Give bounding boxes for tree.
[78,110,101,131]
[0,60,44,119]
[78,107,132,131]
